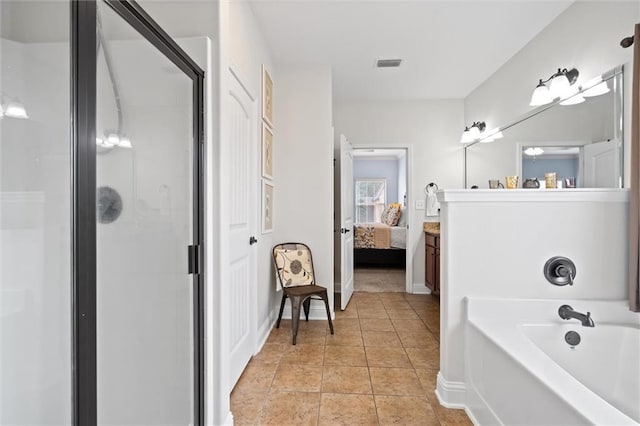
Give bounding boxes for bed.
[353,223,406,268]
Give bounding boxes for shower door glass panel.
[0,1,72,423]
[96,2,194,424]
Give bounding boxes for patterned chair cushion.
[381,203,402,226]
[273,244,315,287]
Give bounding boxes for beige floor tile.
[318,393,378,426]
[252,343,289,364]
[415,368,439,400]
[406,345,440,369]
[230,291,445,426]
[326,329,364,346]
[271,364,322,392]
[324,345,367,366]
[280,344,325,366]
[432,403,474,426]
[362,330,402,347]
[365,346,412,368]
[391,318,429,332]
[230,391,267,425]
[335,306,359,318]
[381,299,411,308]
[375,395,439,425]
[259,391,320,426]
[352,292,381,303]
[357,307,390,319]
[399,331,440,349]
[360,318,395,332]
[295,330,327,345]
[385,308,420,320]
[369,367,424,396]
[331,318,362,331]
[233,362,278,393]
[321,365,372,394]
[266,326,293,344]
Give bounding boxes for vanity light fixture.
[460,121,486,144]
[529,68,580,106]
[480,128,504,143]
[582,76,610,98]
[0,99,28,119]
[524,147,544,156]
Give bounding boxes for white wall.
[436,189,629,407]
[228,0,279,349]
[275,65,334,313]
[334,100,464,288]
[464,1,638,187]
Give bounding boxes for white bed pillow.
[397,207,406,227]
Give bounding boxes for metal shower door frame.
[71,1,205,424]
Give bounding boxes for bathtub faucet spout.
[558,305,595,327]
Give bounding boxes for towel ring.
[425,182,439,194]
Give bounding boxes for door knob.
[249,236,258,245]
[340,228,351,234]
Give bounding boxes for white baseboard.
[256,305,279,353]
[412,282,431,294]
[435,372,466,408]
[279,300,335,321]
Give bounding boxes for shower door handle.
[188,245,201,274]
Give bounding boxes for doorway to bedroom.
[352,148,408,293]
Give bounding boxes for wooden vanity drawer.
[425,233,439,248]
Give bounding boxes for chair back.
[273,243,316,289]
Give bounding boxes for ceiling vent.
[376,59,402,68]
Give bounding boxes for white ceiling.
[249,0,575,101]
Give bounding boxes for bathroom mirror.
[464,66,623,189]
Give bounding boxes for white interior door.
[340,135,354,310]
[583,139,620,187]
[226,71,257,386]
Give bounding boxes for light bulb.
[549,73,570,99]
[4,101,28,119]
[530,83,552,106]
[119,137,132,148]
[106,133,120,146]
[524,147,544,156]
[469,125,481,140]
[460,128,473,144]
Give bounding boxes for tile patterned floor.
[230,292,472,425]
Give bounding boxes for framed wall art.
[262,180,274,234]
[262,64,273,127]
[262,123,273,180]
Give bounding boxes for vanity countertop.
[423,222,440,234]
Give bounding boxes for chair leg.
[321,292,334,335]
[276,293,287,329]
[291,295,303,345]
[303,297,311,321]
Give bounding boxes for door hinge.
[188,245,201,275]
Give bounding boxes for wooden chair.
[272,243,334,345]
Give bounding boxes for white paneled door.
[339,135,354,310]
[583,139,620,188]
[226,70,257,387]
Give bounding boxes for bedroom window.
[355,179,386,223]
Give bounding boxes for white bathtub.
[465,298,640,426]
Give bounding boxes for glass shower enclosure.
[0,1,204,424]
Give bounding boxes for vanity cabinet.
[425,231,440,296]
